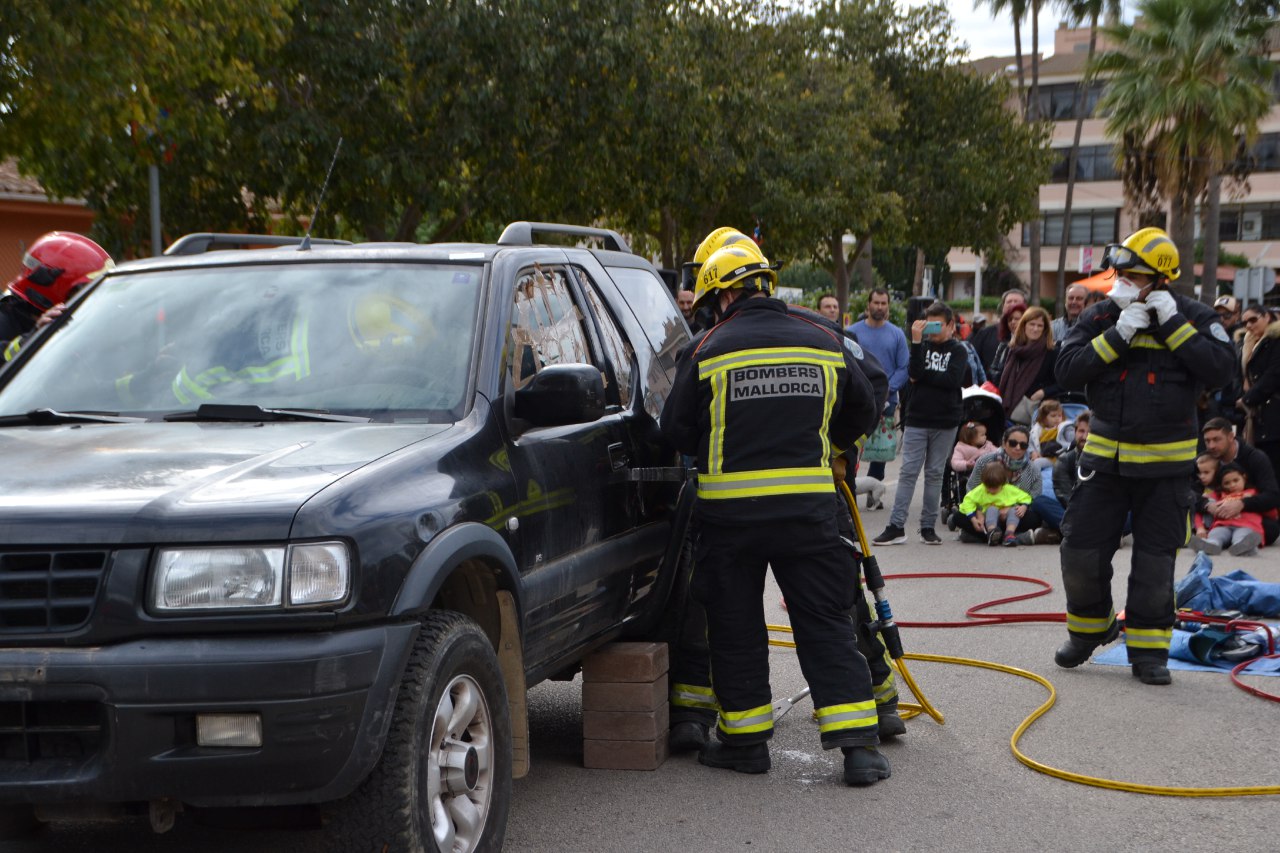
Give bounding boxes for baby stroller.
[1049,390,1090,449]
[941,385,1005,516]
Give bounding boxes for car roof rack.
[164,233,353,256]
[497,221,631,254]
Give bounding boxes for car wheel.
[326,610,511,853]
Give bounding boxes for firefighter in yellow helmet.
[1054,227,1234,685]
[660,240,892,785]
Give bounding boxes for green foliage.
[779,262,835,294]
[0,0,1056,268]
[1091,0,1274,295]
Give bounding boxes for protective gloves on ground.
[1115,301,1151,342]
[1144,289,1178,325]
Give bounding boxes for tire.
[326,610,512,853]
[0,805,40,840]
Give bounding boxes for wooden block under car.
[581,675,667,713]
[581,641,669,683]
[582,735,669,771]
[583,702,670,741]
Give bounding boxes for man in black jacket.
[874,301,970,546]
[1201,417,1280,545]
[661,240,891,786]
[1053,228,1234,686]
[1052,411,1091,507]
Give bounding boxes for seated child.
[1192,461,1264,556]
[957,459,1033,547]
[1029,399,1064,471]
[1193,454,1220,531]
[951,420,998,474]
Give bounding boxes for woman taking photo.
[1237,303,1280,478]
[998,306,1062,426]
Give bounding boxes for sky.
[903,0,1124,61]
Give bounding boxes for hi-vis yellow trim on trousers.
[815,700,878,734]
[1066,610,1116,634]
[697,467,836,500]
[1082,433,1197,465]
[670,683,718,711]
[1125,626,1173,649]
[718,703,774,736]
[700,346,844,476]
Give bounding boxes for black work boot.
[842,746,891,786]
[877,712,907,740]
[1131,662,1172,685]
[1053,620,1121,668]
[668,721,709,754]
[698,740,770,774]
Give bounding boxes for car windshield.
[0,262,481,422]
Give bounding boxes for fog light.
[197,713,263,748]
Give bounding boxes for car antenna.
[299,136,343,252]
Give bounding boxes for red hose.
[881,570,1278,704]
[883,571,1065,628]
[1230,655,1280,703]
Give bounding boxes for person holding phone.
[874,302,970,546]
[1053,227,1234,686]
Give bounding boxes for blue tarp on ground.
[1174,553,1280,616]
[1092,633,1280,674]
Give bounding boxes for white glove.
[1145,289,1178,325]
[1115,302,1151,342]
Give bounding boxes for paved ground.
[6,457,1279,851]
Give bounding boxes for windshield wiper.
[0,408,147,426]
[162,404,371,423]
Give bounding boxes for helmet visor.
[22,251,64,287]
[1099,244,1149,275]
[680,262,698,293]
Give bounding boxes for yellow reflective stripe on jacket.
[717,704,774,736]
[1129,333,1165,350]
[819,363,836,464]
[1066,610,1116,634]
[708,370,728,474]
[670,683,718,711]
[697,346,845,380]
[697,467,836,500]
[170,315,312,404]
[815,700,878,734]
[1082,434,1197,465]
[1164,322,1195,351]
[1126,626,1173,650]
[1091,334,1119,363]
[3,336,21,362]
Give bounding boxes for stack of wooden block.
[581,641,670,770]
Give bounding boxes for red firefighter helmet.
[7,232,113,311]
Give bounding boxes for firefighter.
[666,227,899,753]
[1054,227,1234,685]
[1,231,113,361]
[661,240,891,785]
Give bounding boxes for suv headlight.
[152,542,350,612]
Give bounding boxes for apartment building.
[947,22,1280,304]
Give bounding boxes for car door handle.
[608,442,630,471]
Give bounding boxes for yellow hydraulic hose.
[766,626,1280,797]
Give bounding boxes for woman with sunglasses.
[1236,304,1280,479]
[1053,227,1235,687]
[949,425,1058,542]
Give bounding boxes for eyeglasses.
[1006,440,1028,449]
[1245,315,1266,325]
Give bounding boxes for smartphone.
[923,320,942,335]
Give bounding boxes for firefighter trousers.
[691,513,879,748]
[1059,471,1190,664]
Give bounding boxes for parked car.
[0,223,694,852]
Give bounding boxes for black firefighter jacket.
[1055,291,1234,478]
[661,296,878,525]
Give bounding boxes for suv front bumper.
[0,623,418,808]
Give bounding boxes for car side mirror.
[514,364,605,426]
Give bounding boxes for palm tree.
[979,0,1045,297]
[1054,0,1122,310]
[1090,0,1273,300]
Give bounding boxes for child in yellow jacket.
[957,459,1033,547]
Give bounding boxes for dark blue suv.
[0,223,693,851]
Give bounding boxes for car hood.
[0,422,451,545]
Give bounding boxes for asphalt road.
[6,457,1279,852]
